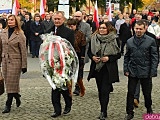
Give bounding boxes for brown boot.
[134,99,139,108]
[67,81,72,97]
[77,79,85,97]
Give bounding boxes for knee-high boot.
[77,79,85,97]
[67,81,72,97]
[14,93,21,107]
[2,93,14,113]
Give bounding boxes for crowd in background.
[0,8,160,57]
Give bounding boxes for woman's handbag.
[0,71,4,95]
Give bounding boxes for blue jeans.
[31,40,42,57]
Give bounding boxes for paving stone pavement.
[0,55,160,120]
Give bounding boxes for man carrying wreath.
[47,11,75,118]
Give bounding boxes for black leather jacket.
[124,34,158,78]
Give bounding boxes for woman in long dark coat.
[0,15,27,113]
[87,22,121,120]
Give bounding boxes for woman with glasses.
[87,22,121,120]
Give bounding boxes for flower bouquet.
[39,33,79,90]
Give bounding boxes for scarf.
[91,32,120,71]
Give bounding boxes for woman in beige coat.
[0,15,27,113]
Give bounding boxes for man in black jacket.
[124,20,158,120]
[133,19,159,108]
[86,14,97,33]
[49,11,75,118]
[119,18,132,55]
[24,13,32,53]
[0,12,7,29]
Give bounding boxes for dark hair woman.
[87,22,121,120]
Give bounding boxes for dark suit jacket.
[119,23,132,42]
[42,20,54,33]
[0,18,7,28]
[24,19,32,39]
[86,20,97,33]
[30,21,44,41]
[49,24,75,46]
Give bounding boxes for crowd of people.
[0,7,159,120]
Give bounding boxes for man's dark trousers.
[51,88,72,114]
[126,76,152,115]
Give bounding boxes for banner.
[58,5,69,19]
[0,0,12,13]
[59,0,69,4]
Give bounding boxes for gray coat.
[42,20,54,34]
[123,34,158,78]
[78,21,91,63]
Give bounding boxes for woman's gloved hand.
[22,68,27,74]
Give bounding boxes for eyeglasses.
[99,27,107,29]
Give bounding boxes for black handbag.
[0,71,4,95]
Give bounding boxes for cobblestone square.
[0,56,159,120]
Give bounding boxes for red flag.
[93,0,99,28]
[106,1,112,21]
[40,0,46,19]
[12,0,20,15]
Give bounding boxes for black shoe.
[124,114,134,120]
[73,90,80,96]
[147,107,153,114]
[32,56,35,58]
[98,112,107,120]
[73,84,80,95]
[36,56,38,58]
[63,107,71,114]
[109,85,114,93]
[51,112,61,118]
[15,94,21,107]
[2,106,11,113]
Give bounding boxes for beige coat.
[0,29,27,93]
